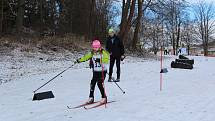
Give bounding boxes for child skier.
[75,40,110,104]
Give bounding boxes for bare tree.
[0,0,3,35]
[39,0,44,35]
[16,0,25,34]
[166,0,186,55]
[132,0,152,50]
[193,1,215,56]
[149,16,163,54]
[145,0,188,55]
[132,0,144,50]
[119,0,136,43]
[180,14,197,55]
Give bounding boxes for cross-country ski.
[67,101,99,109]
[84,101,116,110]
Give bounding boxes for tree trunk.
[16,0,25,34]
[204,19,209,56]
[120,0,130,34]
[0,0,3,35]
[120,0,126,27]
[176,21,181,55]
[203,43,208,56]
[172,32,176,55]
[132,0,143,50]
[187,45,190,55]
[120,0,136,44]
[50,0,56,35]
[89,0,96,39]
[202,18,208,56]
[40,0,43,36]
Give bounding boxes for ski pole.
[33,64,75,93]
[106,73,125,94]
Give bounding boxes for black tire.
[175,59,194,65]
[171,61,193,69]
[179,55,189,59]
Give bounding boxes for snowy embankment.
[0,48,82,84]
[0,53,215,121]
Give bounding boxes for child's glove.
[74,59,80,64]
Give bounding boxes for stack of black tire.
[171,55,194,69]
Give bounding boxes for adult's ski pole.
[106,73,125,94]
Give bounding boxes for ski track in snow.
[0,55,215,121]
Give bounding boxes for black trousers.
[109,56,121,79]
[89,71,107,98]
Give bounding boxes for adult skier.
[106,28,125,82]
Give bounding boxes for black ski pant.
[89,71,107,98]
[109,56,121,79]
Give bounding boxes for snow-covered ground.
[0,48,83,85]
[1,54,215,121]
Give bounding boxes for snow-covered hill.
[1,55,215,121]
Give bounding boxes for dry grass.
[0,35,91,55]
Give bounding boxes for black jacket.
[106,35,124,58]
